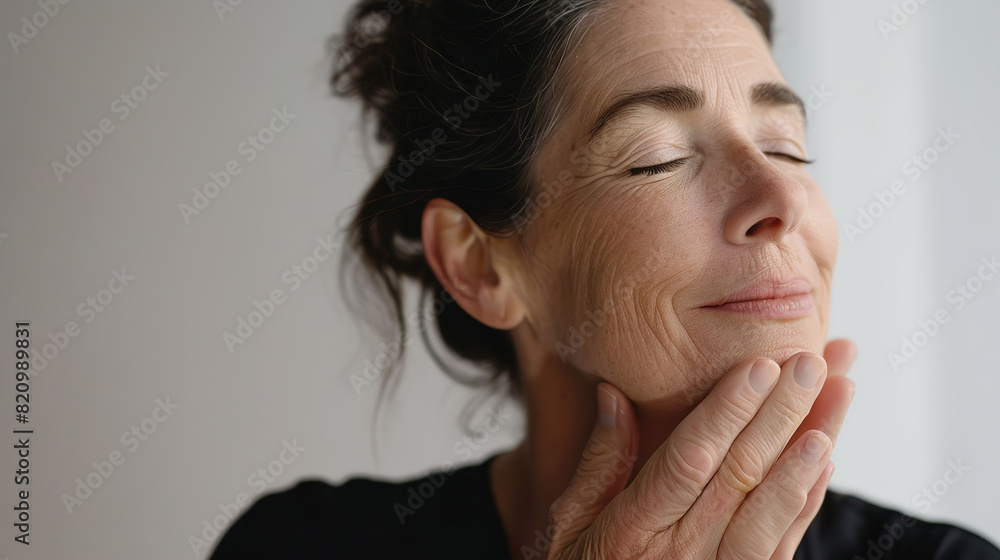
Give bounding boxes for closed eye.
[765,152,815,165]
[629,153,814,177]
[629,157,692,176]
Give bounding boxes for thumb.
[548,382,638,551]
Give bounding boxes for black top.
[209,454,1000,559]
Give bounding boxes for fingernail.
[598,384,617,427]
[748,359,779,394]
[794,354,823,389]
[800,432,830,465]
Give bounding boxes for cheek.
[811,190,840,270]
[517,171,841,403]
[524,181,712,385]
[803,186,840,338]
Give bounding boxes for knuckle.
[719,443,767,494]
[768,395,806,429]
[768,469,811,509]
[724,501,783,558]
[583,430,617,461]
[718,522,773,560]
[667,435,716,488]
[583,503,656,557]
[601,525,655,559]
[548,495,566,525]
[714,391,758,426]
[645,528,697,560]
[720,469,814,560]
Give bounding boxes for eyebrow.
[585,82,807,142]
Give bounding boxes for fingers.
[769,460,835,560]
[782,374,855,456]
[717,430,834,560]
[548,383,639,555]
[823,338,858,378]
[609,356,782,532]
[678,352,827,549]
[550,344,856,560]
[782,341,858,456]
[765,339,856,559]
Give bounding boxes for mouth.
[699,277,814,319]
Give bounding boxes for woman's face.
[510,0,838,407]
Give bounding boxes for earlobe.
[421,198,525,330]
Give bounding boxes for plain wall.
[0,0,997,558]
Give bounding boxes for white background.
[0,0,997,558]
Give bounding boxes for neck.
[490,326,692,559]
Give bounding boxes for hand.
[546,339,857,559]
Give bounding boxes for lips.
[700,277,814,319]
[703,277,812,307]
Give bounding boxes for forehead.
[554,0,784,138]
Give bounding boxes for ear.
[421,198,526,330]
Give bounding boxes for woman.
[210,0,1000,558]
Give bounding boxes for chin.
[666,317,827,403]
[694,302,828,354]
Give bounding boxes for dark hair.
[329,0,773,415]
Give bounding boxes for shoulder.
[796,489,1000,559]
[208,457,509,560]
[205,477,400,558]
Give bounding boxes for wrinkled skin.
[419,0,857,558]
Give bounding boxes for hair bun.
[329,0,426,145]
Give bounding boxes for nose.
[721,147,808,245]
